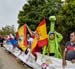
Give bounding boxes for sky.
[0,0,27,31]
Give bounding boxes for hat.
[49,31,54,35]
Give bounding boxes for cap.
[49,31,54,35]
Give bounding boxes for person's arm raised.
[25,24,33,36]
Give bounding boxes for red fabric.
[36,18,48,47]
[15,32,19,39]
[32,45,41,56]
[37,38,48,47]
[31,35,35,39]
[24,24,27,46]
[38,18,46,26]
[31,19,47,54]
[67,46,75,51]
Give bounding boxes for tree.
[56,0,75,41]
[18,0,62,31]
[0,25,15,36]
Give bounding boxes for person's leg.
[1,43,3,47]
[32,46,41,61]
[25,48,29,54]
[17,46,23,56]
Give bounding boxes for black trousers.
[49,53,55,56]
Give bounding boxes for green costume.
[48,31,63,58]
[43,16,63,58]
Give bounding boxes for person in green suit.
[48,31,63,58]
[43,16,63,58]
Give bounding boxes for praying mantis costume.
[43,16,63,58]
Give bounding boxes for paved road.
[0,47,32,69]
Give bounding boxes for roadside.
[0,46,31,69]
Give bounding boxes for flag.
[31,19,48,52]
[36,19,48,47]
[15,32,19,39]
[30,37,38,52]
[18,24,27,52]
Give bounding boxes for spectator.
[62,32,75,66]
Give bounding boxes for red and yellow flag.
[36,19,48,47]
[18,24,27,52]
[31,19,48,52]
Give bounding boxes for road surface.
[0,47,32,69]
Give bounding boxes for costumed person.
[43,16,63,58]
[62,32,75,67]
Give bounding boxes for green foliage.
[18,0,75,42]
[56,0,75,38]
[0,25,15,36]
[18,0,62,31]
